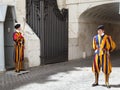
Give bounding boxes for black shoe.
[20,69,26,71]
[92,83,98,87]
[15,70,20,73]
[106,83,111,88]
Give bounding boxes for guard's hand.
[107,51,110,56]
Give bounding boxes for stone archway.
[78,2,120,58]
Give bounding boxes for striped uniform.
[13,31,25,71]
[92,34,112,75]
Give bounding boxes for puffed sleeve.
[93,36,97,50]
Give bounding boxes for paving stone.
[0,51,120,90]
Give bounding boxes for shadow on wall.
[23,57,29,69]
[78,17,102,57]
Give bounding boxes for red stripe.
[94,55,97,72]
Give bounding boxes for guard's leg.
[19,60,22,70]
[20,46,24,71]
[17,45,21,72]
[92,55,100,87]
[15,45,20,72]
[105,74,110,88]
[15,62,20,72]
[92,72,99,86]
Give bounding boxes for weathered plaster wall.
[0,0,40,68]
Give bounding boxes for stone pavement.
[0,51,120,90]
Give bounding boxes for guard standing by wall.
[92,25,116,88]
[13,24,25,72]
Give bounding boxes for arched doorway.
[78,2,120,66]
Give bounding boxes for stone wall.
[0,0,40,67]
[78,19,120,58]
[66,0,120,60]
[1,0,120,65]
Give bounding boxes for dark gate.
[26,0,68,65]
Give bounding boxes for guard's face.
[17,27,22,31]
[97,29,104,35]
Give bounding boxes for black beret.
[15,24,21,29]
[97,25,104,30]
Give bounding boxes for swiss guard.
[13,24,25,73]
[92,25,116,88]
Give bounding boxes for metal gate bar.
[26,0,68,65]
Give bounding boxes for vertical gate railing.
[26,0,68,65]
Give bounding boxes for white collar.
[101,33,104,36]
[16,30,20,33]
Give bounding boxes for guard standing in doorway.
[92,25,116,88]
[13,24,25,72]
